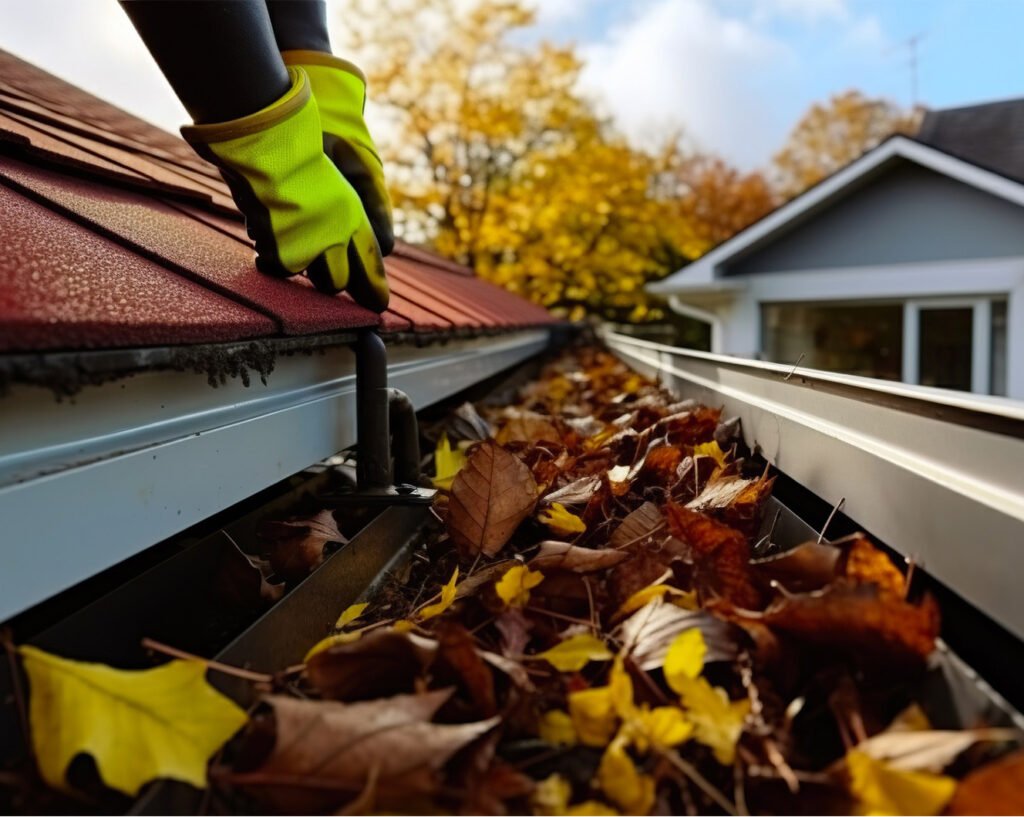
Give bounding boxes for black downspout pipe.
[387,388,422,486]
[355,330,391,489]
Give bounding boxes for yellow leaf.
[609,656,636,720]
[495,564,545,608]
[663,629,706,695]
[598,735,656,815]
[568,685,617,747]
[534,633,612,672]
[335,601,369,629]
[674,674,749,765]
[693,440,728,469]
[538,709,577,747]
[537,502,586,536]
[615,584,693,619]
[433,432,466,490]
[303,630,363,662]
[20,646,247,796]
[631,705,694,752]
[532,773,572,815]
[566,802,619,816]
[418,567,459,621]
[392,619,416,633]
[846,749,956,816]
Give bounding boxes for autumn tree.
[656,150,779,259]
[337,0,783,323]
[772,90,922,199]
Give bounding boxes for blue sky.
[2,0,1022,169]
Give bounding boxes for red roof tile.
[0,47,557,353]
[0,183,274,351]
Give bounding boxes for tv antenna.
[887,31,926,106]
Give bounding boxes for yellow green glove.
[281,50,394,256]
[182,67,389,311]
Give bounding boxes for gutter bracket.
[325,330,435,506]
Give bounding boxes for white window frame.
[903,298,992,394]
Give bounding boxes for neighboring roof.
[0,48,554,354]
[649,135,1024,294]
[918,97,1024,184]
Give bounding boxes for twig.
[524,606,595,628]
[904,555,917,600]
[734,760,749,816]
[817,497,845,544]
[662,748,737,816]
[0,629,31,761]
[783,352,806,382]
[141,638,273,684]
[583,576,598,634]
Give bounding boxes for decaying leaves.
[260,510,346,582]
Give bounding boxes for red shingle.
[0,183,274,351]
[0,47,557,352]
[0,157,381,336]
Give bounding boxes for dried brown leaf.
[261,510,346,582]
[253,690,497,810]
[495,411,561,445]
[618,599,738,670]
[529,542,629,573]
[306,630,435,701]
[666,503,763,610]
[447,442,538,559]
[948,750,1024,815]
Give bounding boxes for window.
[991,300,1008,397]
[918,307,973,390]
[760,302,903,380]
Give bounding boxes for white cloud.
[0,0,185,133]
[752,0,849,23]
[579,0,796,167]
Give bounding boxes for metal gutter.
[0,330,550,621]
[603,330,1024,641]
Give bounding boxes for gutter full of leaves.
[6,347,1024,815]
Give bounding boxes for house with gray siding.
[649,101,1024,399]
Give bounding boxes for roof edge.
[649,135,1024,295]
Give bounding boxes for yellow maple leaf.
[535,633,613,672]
[598,734,656,815]
[568,685,618,748]
[846,749,957,816]
[418,567,460,621]
[538,709,578,747]
[663,629,706,695]
[433,432,466,490]
[630,705,694,752]
[495,564,545,608]
[20,646,247,796]
[537,502,586,536]
[303,630,363,662]
[335,601,369,629]
[692,440,728,469]
[674,673,750,765]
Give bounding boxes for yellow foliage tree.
[773,90,922,199]
[337,0,779,322]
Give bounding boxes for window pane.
[918,307,973,390]
[991,300,1008,397]
[761,302,903,380]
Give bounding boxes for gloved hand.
[281,50,394,256]
[182,67,389,311]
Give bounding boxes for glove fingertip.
[306,245,348,295]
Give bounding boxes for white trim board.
[0,332,549,621]
[650,137,1024,295]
